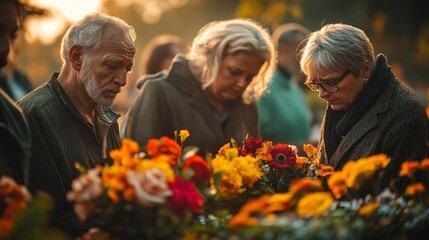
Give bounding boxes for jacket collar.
[49,73,120,124]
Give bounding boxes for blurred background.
[9,0,429,105]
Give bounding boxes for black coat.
[319,55,428,188]
[0,89,30,184]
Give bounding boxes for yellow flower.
[327,172,348,199]
[358,201,381,217]
[180,130,190,143]
[405,182,425,196]
[233,156,263,188]
[345,160,376,188]
[296,192,333,217]
[136,160,175,182]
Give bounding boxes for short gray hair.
[300,23,375,82]
[60,12,136,64]
[187,19,276,104]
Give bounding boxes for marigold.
[147,136,180,164]
[296,157,308,168]
[405,182,425,196]
[316,164,334,177]
[229,195,270,227]
[303,144,318,158]
[265,193,294,213]
[327,172,348,199]
[296,192,333,216]
[344,160,376,188]
[289,178,322,196]
[358,201,381,217]
[399,161,421,178]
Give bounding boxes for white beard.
[81,61,119,107]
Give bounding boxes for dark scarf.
[325,54,394,159]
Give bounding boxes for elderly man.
[18,12,136,235]
[0,0,30,185]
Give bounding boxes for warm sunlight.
[25,0,101,44]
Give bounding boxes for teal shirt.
[257,68,311,144]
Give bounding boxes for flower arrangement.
[67,130,209,239]
[189,153,429,239]
[235,136,333,192]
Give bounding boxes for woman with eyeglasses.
[300,23,428,190]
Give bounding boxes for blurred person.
[257,23,312,146]
[0,0,30,185]
[300,23,428,189]
[112,34,187,121]
[0,37,33,101]
[18,12,136,235]
[140,34,188,75]
[122,19,276,155]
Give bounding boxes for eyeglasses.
[304,71,350,93]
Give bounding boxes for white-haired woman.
[300,23,428,189]
[122,19,275,155]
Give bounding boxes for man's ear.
[69,45,83,71]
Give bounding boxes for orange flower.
[255,141,273,161]
[296,192,333,216]
[328,172,348,199]
[183,155,211,183]
[358,201,381,217]
[289,178,322,196]
[296,157,309,168]
[229,195,270,227]
[147,136,181,164]
[303,144,318,158]
[265,193,294,213]
[399,161,420,178]
[316,164,334,177]
[420,158,429,171]
[405,182,425,196]
[218,143,231,156]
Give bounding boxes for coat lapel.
[329,81,395,169]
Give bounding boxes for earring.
[363,78,368,85]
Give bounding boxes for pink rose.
[66,169,102,219]
[127,169,172,207]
